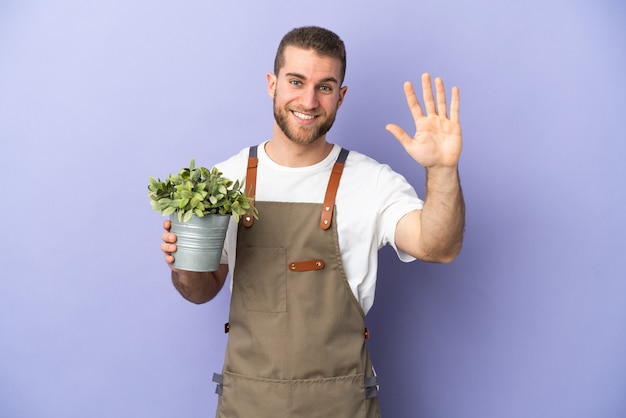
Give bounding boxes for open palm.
[386,73,462,169]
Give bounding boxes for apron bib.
[214,146,380,418]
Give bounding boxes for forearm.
[418,166,465,262]
[171,268,226,304]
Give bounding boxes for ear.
[266,72,277,98]
[337,85,348,108]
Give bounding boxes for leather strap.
[242,146,258,228]
[242,145,349,230]
[288,259,325,272]
[320,148,349,230]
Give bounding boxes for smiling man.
[271,47,346,148]
[160,26,465,417]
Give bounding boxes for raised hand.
[386,73,462,169]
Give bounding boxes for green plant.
[148,159,256,223]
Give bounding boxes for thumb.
[385,123,412,148]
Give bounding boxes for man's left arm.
[386,73,465,263]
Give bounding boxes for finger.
[164,253,175,265]
[403,81,424,120]
[385,123,413,148]
[163,219,171,231]
[421,73,437,116]
[161,241,177,254]
[435,77,447,118]
[162,231,177,243]
[450,86,460,122]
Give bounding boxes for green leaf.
[149,177,161,189]
[162,206,176,217]
[157,197,172,207]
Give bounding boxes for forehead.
[279,46,342,81]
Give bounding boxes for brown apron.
[213,146,381,418]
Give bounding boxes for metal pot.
[169,213,230,272]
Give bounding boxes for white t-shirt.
[216,142,424,315]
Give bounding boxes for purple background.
[1,1,625,417]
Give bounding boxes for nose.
[299,86,319,109]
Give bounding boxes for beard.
[273,96,337,145]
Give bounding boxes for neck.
[265,127,333,167]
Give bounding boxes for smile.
[292,111,317,121]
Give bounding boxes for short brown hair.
[274,26,347,84]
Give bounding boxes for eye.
[290,80,302,86]
[319,85,332,92]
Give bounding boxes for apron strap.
[242,145,258,227]
[242,145,350,231]
[320,148,349,230]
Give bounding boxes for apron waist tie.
[212,373,224,395]
[364,376,379,399]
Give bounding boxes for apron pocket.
[217,371,289,418]
[234,246,286,313]
[290,374,367,418]
[218,371,368,418]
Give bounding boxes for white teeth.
[293,111,315,120]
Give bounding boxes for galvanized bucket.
[169,214,230,272]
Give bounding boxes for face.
[268,46,347,145]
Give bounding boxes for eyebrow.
[285,72,339,85]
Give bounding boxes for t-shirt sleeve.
[374,164,424,262]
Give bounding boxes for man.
[160,26,464,417]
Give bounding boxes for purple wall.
[1,1,625,417]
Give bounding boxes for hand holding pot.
[160,219,229,304]
[161,219,177,267]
